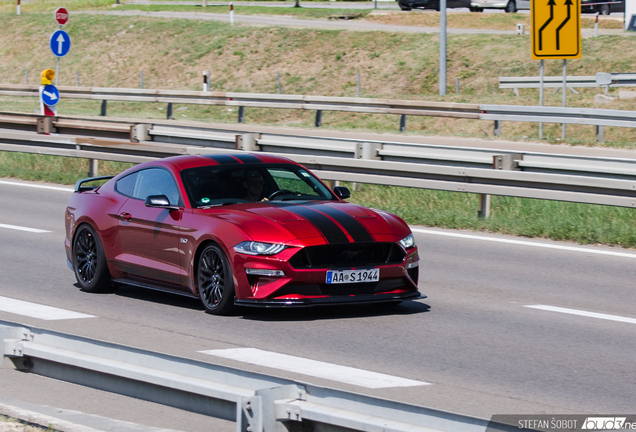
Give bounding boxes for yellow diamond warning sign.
[531,0,581,59]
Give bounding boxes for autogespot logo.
[582,418,627,430]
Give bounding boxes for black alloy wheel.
[505,0,516,12]
[197,244,235,315]
[73,224,112,293]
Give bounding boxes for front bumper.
[235,291,425,308]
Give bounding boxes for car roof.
[139,153,299,172]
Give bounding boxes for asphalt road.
[1,178,636,431]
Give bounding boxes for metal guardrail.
[0,320,517,432]
[1,112,635,208]
[3,84,636,140]
[0,85,480,131]
[499,73,636,90]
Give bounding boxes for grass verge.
[1,11,636,248]
[2,152,635,249]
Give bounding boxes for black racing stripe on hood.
[282,206,349,244]
[306,204,374,243]
[204,155,242,165]
[233,154,262,164]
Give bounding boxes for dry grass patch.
[363,11,624,30]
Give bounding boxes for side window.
[115,172,138,197]
[268,169,315,195]
[132,168,181,206]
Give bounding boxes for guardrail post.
[478,194,491,219]
[167,103,173,120]
[130,124,151,142]
[596,125,604,142]
[494,120,501,136]
[235,133,260,152]
[88,159,99,177]
[355,142,381,160]
[100,100,107,117]
[479,154,523,218]
[400,115,406,132]
[238,106,245,123]
[315,110,322,127]
[36,117,56,134]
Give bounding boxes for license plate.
[326,269,379,284]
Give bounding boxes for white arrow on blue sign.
[41,85,60,106]
[50,29,71,57]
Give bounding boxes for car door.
[116,168,188,287]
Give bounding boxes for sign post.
[51,8,70,86]
[50,29,70,86]
[531,0,581,140]
[39,69,58,116]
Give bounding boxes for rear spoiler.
[74,176,114,192]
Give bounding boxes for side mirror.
[145,195,179,210]
[333,186,351,200]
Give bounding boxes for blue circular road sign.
[50,29,71,57]
[41,85,60,106]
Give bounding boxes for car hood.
[212,201,411,246]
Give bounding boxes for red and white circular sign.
[54,7,69,26]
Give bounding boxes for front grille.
[289,242,405,269]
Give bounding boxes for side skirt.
[112,278,198,299]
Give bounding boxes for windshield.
[181,163,335,208]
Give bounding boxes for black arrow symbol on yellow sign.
[538,0,556,51]
[556,0,573,50]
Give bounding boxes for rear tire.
[469,6,483,12]
[505,0,516,12]
[197,244,235,315]
[599,3,610,15]
[73,224,112,293]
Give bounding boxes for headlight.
[234,241,286,256]
[399,233,415,249]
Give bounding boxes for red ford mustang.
[64,154,422,315]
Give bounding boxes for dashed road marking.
[199,348,429,389]
[0,296,95,320]
[0,180,73,192]
[0,223,51,234]
[524,305,636,325]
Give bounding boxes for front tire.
[599,3,610,15]
[197,244,235,315]
[73,224,112,293]
[505,0,516,12]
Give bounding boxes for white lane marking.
[525,305,636,325]
[0,296,96,320]
[0,223,51,234]
[200,348,429,389]
[411,228,636,259]
[0,180,73,192]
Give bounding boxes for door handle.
[119,212,132,221]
